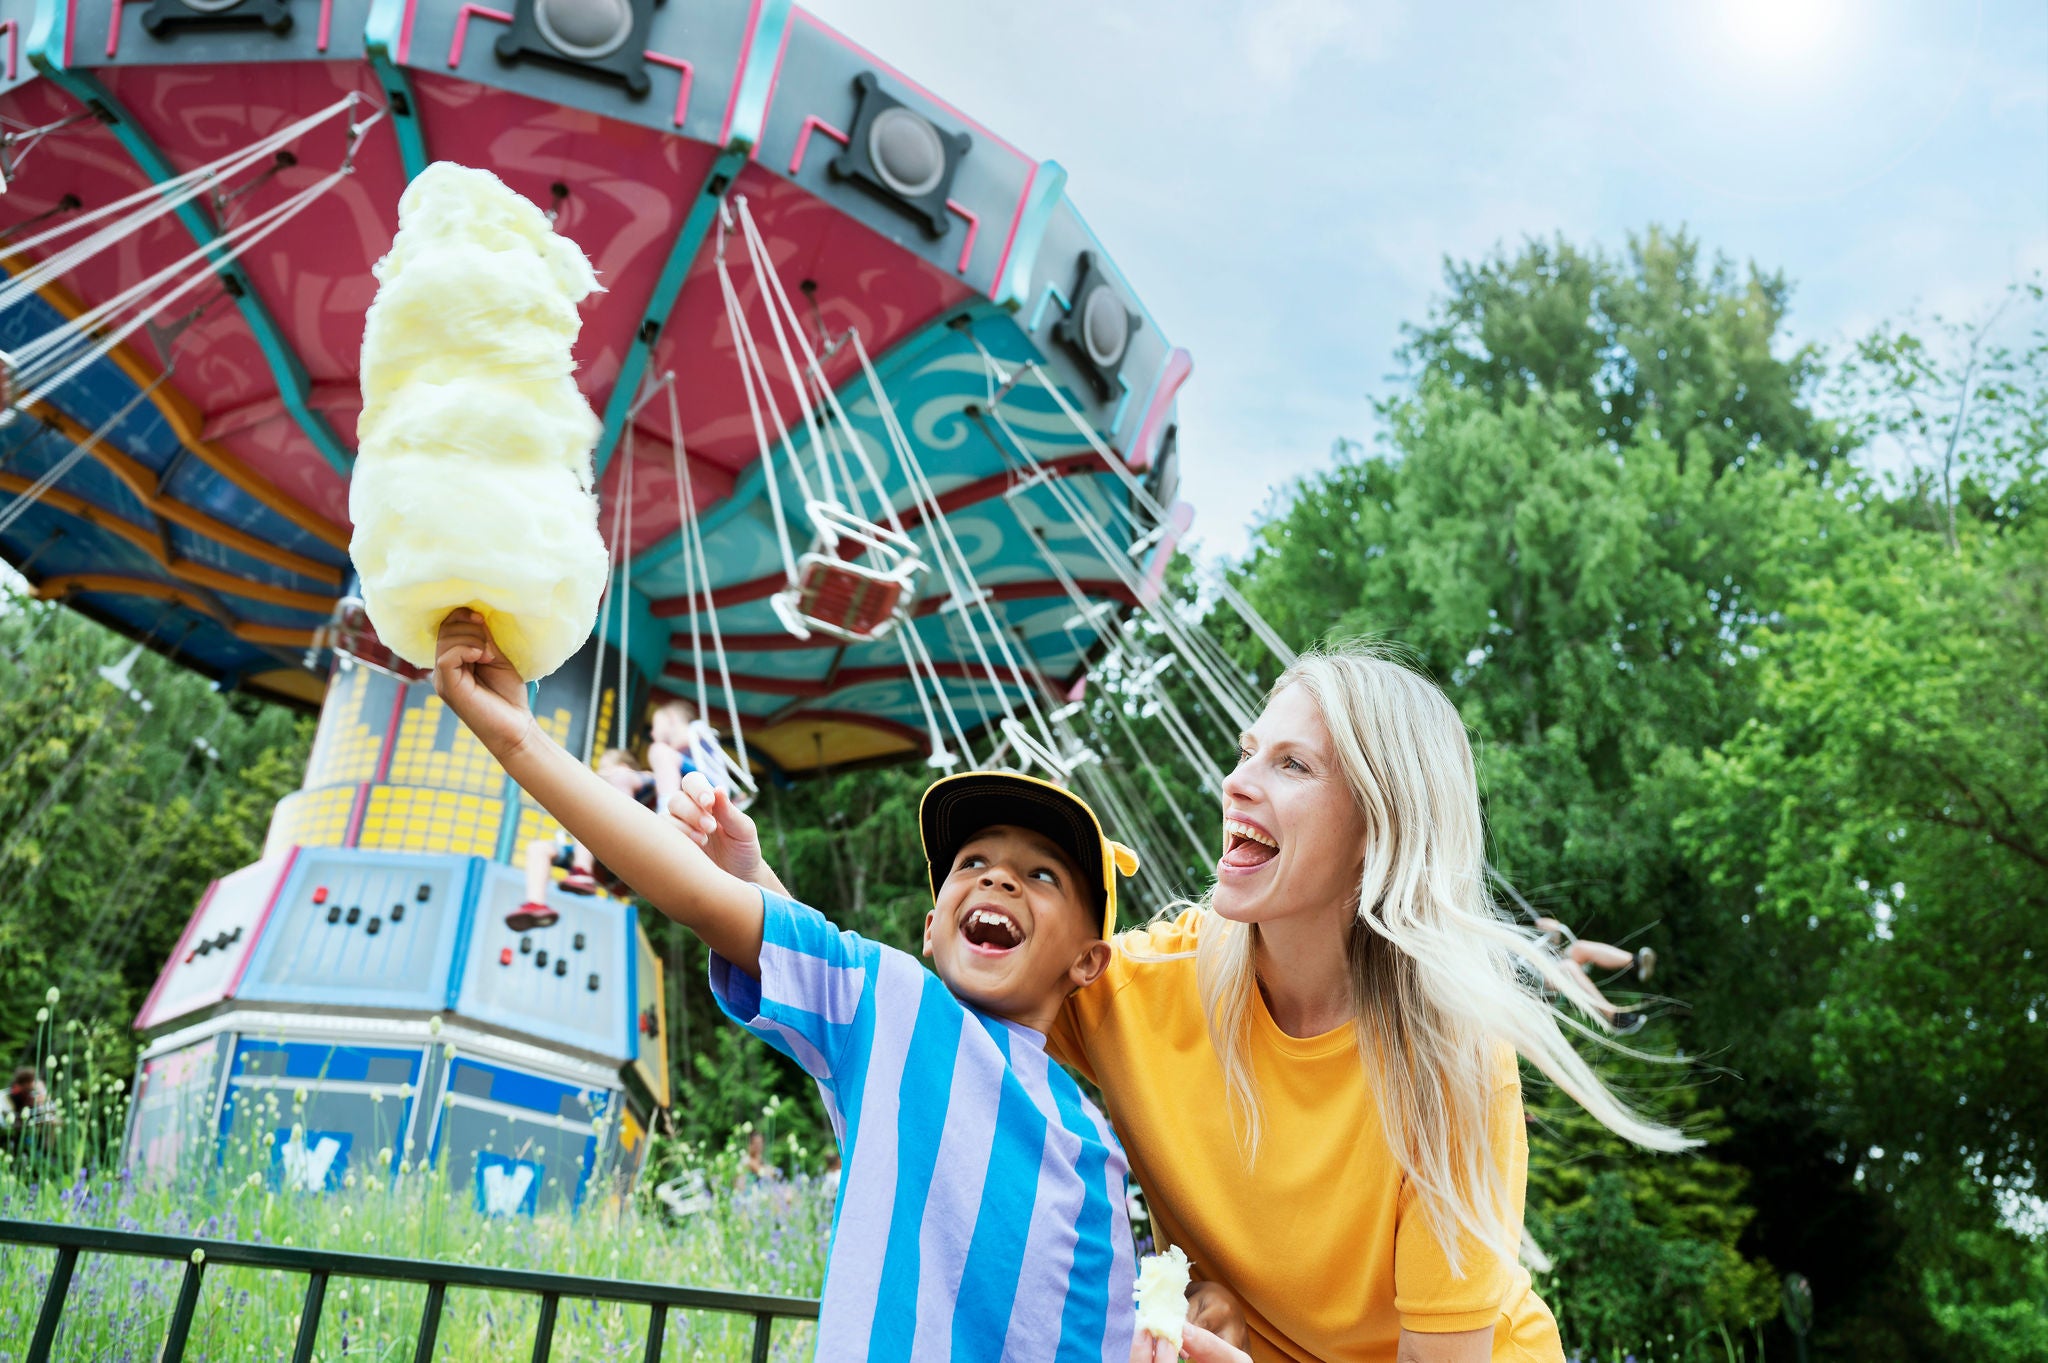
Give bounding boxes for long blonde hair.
[1190,643,1694,1275]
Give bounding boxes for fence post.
[531,1291,560,1363]
[641,1302,668,1363]
[160,1253,207,1363]
[414,1279,447,1363]
[290,1270,330,1363]
[751,1312,773,1363]
[26,1243,78,1363]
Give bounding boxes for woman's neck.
[1253,913,1357,1038]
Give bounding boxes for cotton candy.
[350,161,609,680]
[1133,1245,1191,1347]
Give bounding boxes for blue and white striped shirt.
[710,889,1137,1362]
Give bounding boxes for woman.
[1056,646,1692,1363]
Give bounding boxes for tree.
[0,589,312,1078]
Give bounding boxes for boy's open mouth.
[961,906,1025,953]
[1221,817,1280,870]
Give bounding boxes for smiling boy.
[431,609,1142,1361]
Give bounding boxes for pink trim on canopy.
[945,198,976,275]
[718,0,770,143]
[1125,347,1192,474]
[990,162,1038,297]
[643,50,694,128]
[447,3,512,66]
[787,114,849,175]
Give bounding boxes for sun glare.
[1718,0,1850,68]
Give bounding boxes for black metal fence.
[0,1216,819,1363]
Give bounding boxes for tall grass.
[1,995,830,1361]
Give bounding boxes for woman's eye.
[1234,748,1251,765]
[1283,757,1307,773]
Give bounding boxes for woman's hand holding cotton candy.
[1128,1324,1251,1363]
[432,609,535,759]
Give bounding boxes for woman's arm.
[1396,1326,1492,1363]
[433,610,765,972]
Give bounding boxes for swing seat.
[770,500,926,644]
[773,554,910,643]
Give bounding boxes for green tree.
[0,590,312,1077]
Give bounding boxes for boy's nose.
[977,867,1019,892]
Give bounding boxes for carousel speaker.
[493,0,662,98]
[140,0,292,40]
[829,72,971,239]
[1054,252,1140,402]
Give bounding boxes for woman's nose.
[1222,759,1259,807]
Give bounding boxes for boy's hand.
[432,609,533,758]
[667,772,785,894]
[1186,1282,1250,1349]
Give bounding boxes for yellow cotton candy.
[1134,1245,1191,1347]
[350,162,609,681]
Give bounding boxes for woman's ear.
[1069,939,1113,991]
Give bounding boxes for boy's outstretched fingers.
[667,771,719,841]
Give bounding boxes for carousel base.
[125,845,669,1216]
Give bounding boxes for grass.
[1,997,831,1362]
[3,996,1783,1363]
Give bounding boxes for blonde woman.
[1057,646,1694,1363]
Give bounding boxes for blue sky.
[807,0,2048,556]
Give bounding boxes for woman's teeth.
[1221,818,1280,869]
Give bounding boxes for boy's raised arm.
[432,609,764,974]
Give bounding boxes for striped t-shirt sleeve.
[708,889,875,1090]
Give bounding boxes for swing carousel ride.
[0,0,1288,1213]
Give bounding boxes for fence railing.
[0,1216,820,1363]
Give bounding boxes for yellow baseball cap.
[919,770,1141,938]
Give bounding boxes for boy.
[434,609,1142,1360]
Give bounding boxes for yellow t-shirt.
[1047,909,1564,1363]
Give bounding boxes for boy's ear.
[921,909,936,958]
[1068,938,1112,992]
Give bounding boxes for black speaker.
[140,0,292,40]
[1054,253,1140,402]
[494,0,661,98]
[829,72,971,239]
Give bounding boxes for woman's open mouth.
[1221,817,1280,872]
[960,906,1025,954]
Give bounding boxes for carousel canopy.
[0,0,1191,777]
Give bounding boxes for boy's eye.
[1029,867,1060,885]
[957,854,989,872]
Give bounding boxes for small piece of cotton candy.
[350,161,608,680]
[1133,1245,1191,1348]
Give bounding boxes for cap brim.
[919,771,1114,938]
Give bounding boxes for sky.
[804,0,2048,557]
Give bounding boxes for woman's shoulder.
[1113,904,1207,961]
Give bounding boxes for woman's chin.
[1210,878,1274,924]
